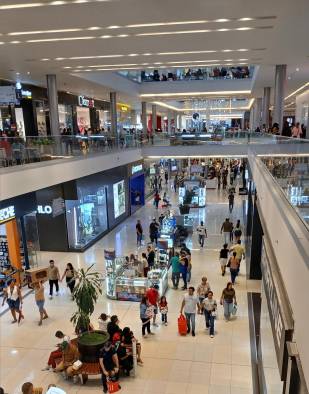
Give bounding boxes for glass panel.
[66,186,108,249]
[23,211,40,268]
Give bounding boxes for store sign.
[0,86,17,104]
[131,164,143,175]
[261,241,293,378]
[0,206,15,224]
[78,95,94,108]
[21,90,32,99]
[37,205,52,215]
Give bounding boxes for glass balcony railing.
[0,132,308,170]
[262,156,309,230]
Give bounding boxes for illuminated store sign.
[131,164,143,175]
[78,95,94,108]
[37,205,52,214]
[0,206,15,224]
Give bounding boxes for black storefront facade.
[36,164,131,252]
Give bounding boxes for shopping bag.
[232,304,238,316]
[107,380,120,393]
[178,314,187,335]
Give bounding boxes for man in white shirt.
[196,221,208,248]
[180,287,200,336]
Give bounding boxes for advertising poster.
[113,180,126,218]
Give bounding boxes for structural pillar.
[46,74,60,136]
[141,102,147,134]
[273,65,287,131]
[110,91,117,135]
[255,98,262,129]
[262,87,271,130]
[167,111,172,134]
[151,104,157,132]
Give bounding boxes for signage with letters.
[78,95,94,108]
[0,206,15,224]
[131,164,143,175]
[261,240,293,378]
[37,205,52,215]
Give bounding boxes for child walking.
[159,296,168,326]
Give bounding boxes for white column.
[141,101,147,133]
[255,98,263,129]
[110,91,117,135]
[46,74,59,135]
[262,87,271,130]
[273,65,287,131]
[167,111,172,134]
[151,104,157,132]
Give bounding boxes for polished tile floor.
[0,183,260,394]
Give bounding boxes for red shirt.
[146,288,158,306]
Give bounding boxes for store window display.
[66,186,108,249]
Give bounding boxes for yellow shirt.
[230,244,245,260]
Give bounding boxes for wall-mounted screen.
[113,180,126,218]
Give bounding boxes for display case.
[115,276,148,302]
[147,268,168,296]
[104,250,125,299]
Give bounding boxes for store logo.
[78,95,94,108]
[37,205,52,214]
[132,164,143,175]
[0,206,15,224]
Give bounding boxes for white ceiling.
[0,0,308,105]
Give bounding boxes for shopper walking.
[153,192,161,209]
[2,278,24,324]
[180,287,200,336]
[220,282,237,321]
[141,252,149,277]
[146,284,160,326]
[140,296,154,338]
[233,220,242,242]
[196,277,211,314]
[230,240,245,274]
[164,171,168,185]
[47,260,60,299]
[228,252,240,285]
[196,221,208,248]
[61,263,76,297]
[228,191,234,213]
[220,218,233,245]
[179,252,189,290]
[202,291,217,338]
[149,218,159,244]
[170,252,180,289]
[219,243,229,276]
[173,175,178,192]
[33,281,48,326]
[147,245,156,269]
[159,296,168,325]
[136,219,143,247]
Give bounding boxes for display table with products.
[104,250,169,302]
[179,178,206,208]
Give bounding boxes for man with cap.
[146,284,160,327]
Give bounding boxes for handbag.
[107,379,120,393]
[232,304,238,316]
[211,310,217,317]
[178,314,187,336]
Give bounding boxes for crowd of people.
[141,66,251,82]
[256,121,307,138]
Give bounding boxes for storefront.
[129,161,145,214]
[36,165,129,252]
[258,237,294,393]
[0,193,39,291]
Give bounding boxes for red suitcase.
[178,314,187,336]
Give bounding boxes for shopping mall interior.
[0,1,309,394]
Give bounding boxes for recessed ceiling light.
[140,90,251,98]
[217,28,230,32]
[238,17,253,21]
[288,76,291,80]
[55,57,65,60]
[64,66,72,69]
[27,71,30,74]
[296,67,300,72]
[223,49,232,52]
[50,1,67,5]
[10,40,21,44]
[143,53,152,56]
[117,34,129,37]
[128,54,138,57]
[16,72,20,75]
[215,19,230,22]
[87,26,101,30]
[41,58,50,61]
[101,35,111,38]
[8,28,82,36]
[236,27,253,31]
[108,25,120,29]
[27,36,95,42]
[237,49,249,51]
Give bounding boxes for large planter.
[77,330,109,362]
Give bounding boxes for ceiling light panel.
[0,0,111,10]
[140,91,251,98]
[8,28,82,36]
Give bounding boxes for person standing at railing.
[282,121,292,137]
[291,122,302,138]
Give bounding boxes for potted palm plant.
[71,265,109,362]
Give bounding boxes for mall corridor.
[0,183,261,394]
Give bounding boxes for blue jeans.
[186,269,191,283]
[230,268,238,284]
[204,310,215,336]
[181,269,187,288]
[223,301,234,320]
[137,233,142,245]
[185,312,196,333]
